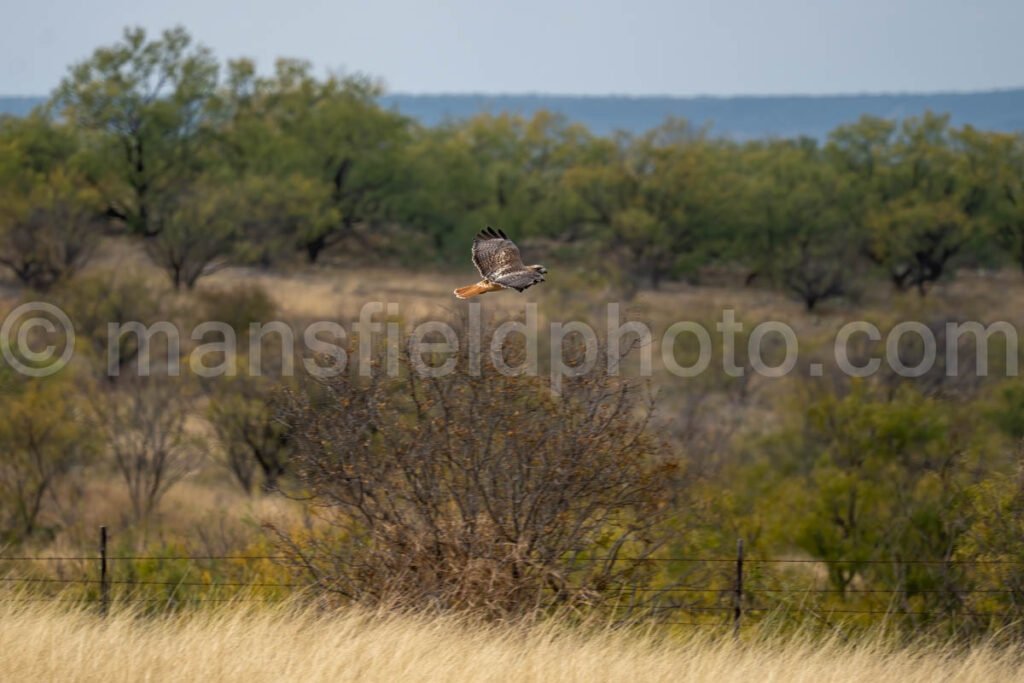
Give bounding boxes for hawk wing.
[471,227,544,292]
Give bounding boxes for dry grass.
[35,475,303,553]
[76,236,1024,341]
[0,602,1021,682]
[5,243,1024,680]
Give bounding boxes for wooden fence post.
[99,526,109,616]
[733,538,744,639]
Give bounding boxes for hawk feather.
[471,227,544,292]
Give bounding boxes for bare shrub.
[91,378,203,529]
[270,332,673,617]
[194,282,278,337]
[53,270,176,380]
[208,381,290,494]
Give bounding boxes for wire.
[3,554,1024,564]
[0,556,288,562]
[750,587,1019,594]
[583,557,1024,565]
[547,585,1022,596]
[0,597,284,603]
[0,577,299,588]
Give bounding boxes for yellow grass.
[4,241,1024,681]
[0,602,1021,682]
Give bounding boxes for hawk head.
[529,265,548,275]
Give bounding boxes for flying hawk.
[453,227,547,299]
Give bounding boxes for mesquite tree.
[271,334,674,617]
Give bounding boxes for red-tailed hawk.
[454,227,547,299]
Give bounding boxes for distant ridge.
[5,89,1024,139]
[378,90,1024,139]
[0,96,46,118]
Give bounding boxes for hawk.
[454,227,547,299]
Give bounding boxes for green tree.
[741,139,856,310]
[756,384,977,609]
[959,453,1024,625]
[233,173,339,268]
[554,120,730,292]
[836,113,983,295]
[53,26,219,238]
[0,378,95,544]
[401,112,592,259]
[219,59,410,263]
[621,121,723,288]
[965,130,1024,271]
[144,176,240,289]
[0,116,102,290]
[555,132,639,291]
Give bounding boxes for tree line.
[1,26,1023,307]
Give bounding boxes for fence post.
[733,538,744,639]
[99,526,109,616]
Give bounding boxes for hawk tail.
[454,280,501,299]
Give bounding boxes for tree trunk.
[305,234,327,264]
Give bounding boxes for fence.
[3,528,1024,633]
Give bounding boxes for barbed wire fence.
[2,527,1024,634]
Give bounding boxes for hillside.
[378,89,1024,138]
[0,96,44,117]
[4,89,1024,138]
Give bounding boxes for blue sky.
[3,0,1023,96]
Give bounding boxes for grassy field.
[10,238,1024,563]
[7,243,1024,681]
[1,601,1021,682]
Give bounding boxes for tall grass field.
[1,601,1021,682]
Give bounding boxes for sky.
[3,0,1023,96]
